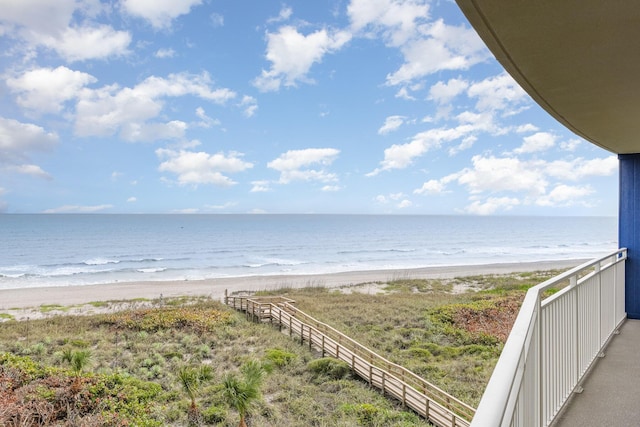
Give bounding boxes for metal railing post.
[537,294,543,427]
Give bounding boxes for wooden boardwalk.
[225,294,475,427]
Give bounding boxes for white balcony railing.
[471,249,627,427]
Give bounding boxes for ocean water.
[0,214,618,290]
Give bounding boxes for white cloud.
[121,0,203,29]
[0,0,78,36]
[544,156,618,181]
[386,20,488,85]
[369,139,429,175]
[43,204,113,213]
[7,66,97,114]
[134,73,236,102]
[207,202,238,210]
[428,78,469,103]
[468,73,528,112]
[414,179,446,195]
[514,132,556,154]
[155,48,176,58]
[378,115,405,134]
[0,0,131,61]
[516,123,539,133]
[560,139,581,152]
[322,185,341,192]
[448,135,477,156]
[268,6,293,23]
[424,153,616,213]
[268,148,340,184]
[172,208,200,214]
[156,148,253,186]
[127,196,137,202]
[463,197,520,215]
[6,164,52,179]
[395,87,416,100]
[239,95,258,117]
[369,125,475,175]
[536,184,594,207]
[457,155,547,196]
[348,0,430,46]
[250,180,271,192]
[120,120,188,142]
[194,107,220,128]
[210,13,224,27]
[253,26,351,92]
[0,117,57,176]
[75,72,236,140]
[374,192,411,208]
[455,111,497,132]
[375,194,389,204]
[40,25,131,62]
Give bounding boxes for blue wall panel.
[620,154,640,318]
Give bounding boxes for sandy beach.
[0,259,585,320]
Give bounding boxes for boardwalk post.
[402,384,407,407]
[224,289,228,305]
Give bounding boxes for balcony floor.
[552,319,640,426]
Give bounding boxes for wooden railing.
[225,293,475,427]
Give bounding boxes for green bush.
[265,348,297,367]
[341,403,386,425]
[307,357,351,380]
[201,405,227,424]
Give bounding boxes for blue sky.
[0,0,618,215]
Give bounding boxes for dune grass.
[0,269,564,426]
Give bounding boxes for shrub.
[0,353,164,426]
[201,405,227,424]
[101,306,233,333]
[341,403,386,425]
[265,348,297,367]
[307,357,351,380]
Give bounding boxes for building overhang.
[455,0,640,154]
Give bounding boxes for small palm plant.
[222,360,267,427]
[178,365,213,426]
[62,349,91,392]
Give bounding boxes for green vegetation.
[0,269,566,425]
[259,269,565,404]
[222,360,268,427]
[178,365,214,425]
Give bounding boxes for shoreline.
[0,259,585,313]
